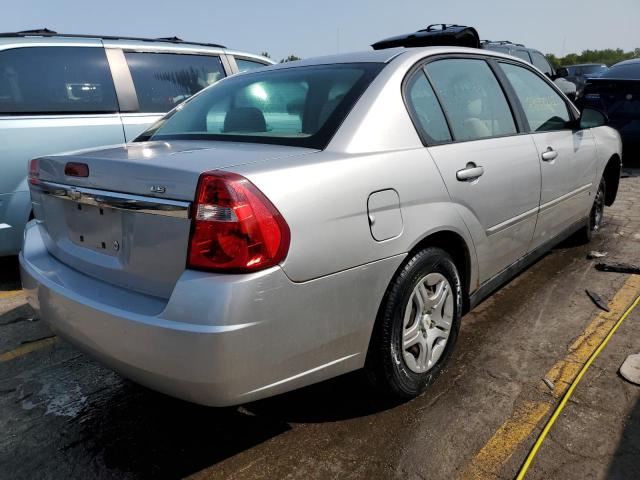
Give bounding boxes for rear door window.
[404,70,451,144]
[499,62,572,131]
[124,52,226,113]
[0,46,118,114]
[425,58,517,141]
[235,58,269,73]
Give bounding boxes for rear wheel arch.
[407,231,472,312]
[365,230,473,370]
[603,154,621,206]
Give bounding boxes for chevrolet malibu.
[20,46,622,406]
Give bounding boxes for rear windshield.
[136,63,383,149]
[581,65,607,75]
[601,62,640,80]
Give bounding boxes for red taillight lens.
[64,162,89,177]
[28,159,40,185]
[187,171,290,272]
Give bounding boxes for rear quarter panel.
[234,149,477,286]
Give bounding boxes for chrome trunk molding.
[33,180,191,219]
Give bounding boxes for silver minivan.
[0,29,272,256]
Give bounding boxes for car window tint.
[531,52,552,75]
[425,58,516,142]
[499,62,571,132]
[405,70,451,144]
[236,58,269,73]
[0,47,118,114]
[513,50,532,63]
[124,52,226,113]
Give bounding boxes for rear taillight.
[28,159,39,185]
[187,171,290,272]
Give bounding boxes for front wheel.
[365,247,463,399]
[576,177,606,243]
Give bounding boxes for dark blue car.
[581,59,640,164]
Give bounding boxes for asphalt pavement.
[1,171,639,480]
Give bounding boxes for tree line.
[261,52,301,63]
[546,48,640,69]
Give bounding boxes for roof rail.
[372,24,480,50]
[481,39,525,47]
[0,29,226,49]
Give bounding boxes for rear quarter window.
[531,52,553,75]
[0,46,118,114]
[235,58,270,73]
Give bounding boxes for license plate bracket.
[64,202,123,256]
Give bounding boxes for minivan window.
[124,52,226,113]
[137,63,383,150]
[425,58,517,142]
[513,50,532,63]
[0,47,118,114]
[405,70,451,144]
[499,62,572,132]
[236,58,269,73]
[531,52,552,75]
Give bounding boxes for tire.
[575,177,606,243]
[365,247,463,399]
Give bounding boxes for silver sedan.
[20,46,622,406]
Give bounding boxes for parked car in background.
[0,29,272,256]
[581,58,640,164]
[21,40,621,406]
[557,63,608,97]
[481,40,577,100]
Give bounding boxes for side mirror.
[579,107,608,129]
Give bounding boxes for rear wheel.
[576,177,606,243]
[365,247,462,399]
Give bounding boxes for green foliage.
[546,48,640,69]
[280,55,301,63]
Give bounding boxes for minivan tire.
[365,247,463,399]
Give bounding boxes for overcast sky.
[4,0,639,60]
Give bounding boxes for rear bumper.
[0,190,31,256]
[20,221,402,406]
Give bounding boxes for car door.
[498,61,598,250]
[105,47,229,141]
[413,57,541,283]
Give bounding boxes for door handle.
[456,163,484,181]
[541,147,558,162]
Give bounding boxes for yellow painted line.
[517,291,640,479]
[462,401,551,480]
[0,336,57,362]
[543,274,640,397]
[0,290,23,299]
[459,275,640,480]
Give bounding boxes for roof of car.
[0,28,226,49]
[562,63,607,68]
[264,45,519,71]
[612,58,640,67]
